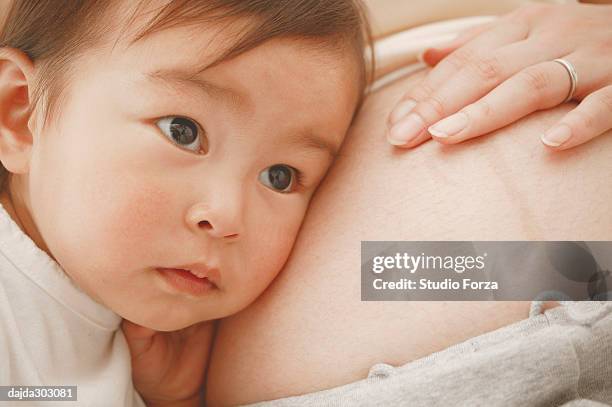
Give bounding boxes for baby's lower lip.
[156,268,217,296]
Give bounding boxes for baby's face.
[25,22,360,330]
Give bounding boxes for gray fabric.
[245,301,612,407]
[560,401,611,407]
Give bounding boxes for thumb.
[121,319,158,358]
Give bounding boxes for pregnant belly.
[206,66,612,405]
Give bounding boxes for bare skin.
[205,68,612,406]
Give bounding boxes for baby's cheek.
[111,188,172,259]
[85,180,174,269]
[241,215,304,298]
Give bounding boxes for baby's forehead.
[103,15,359,100]
[87,1,362,121]
[87,31,356,145]
[104,0,361,70]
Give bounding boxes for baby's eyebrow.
[284,131,341,160]
[144,67,246,108]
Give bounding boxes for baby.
[0,0,371,405]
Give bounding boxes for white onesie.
[0,203,145,407]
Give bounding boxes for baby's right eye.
[156,116,208,154]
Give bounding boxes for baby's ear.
[0,47,35,174]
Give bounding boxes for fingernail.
[541,124,572,147]
[428,112,468,138]
[388,99,417,127]
[388,113,425,145]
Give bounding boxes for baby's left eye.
[259,164,300,193]
[156,116,208,154]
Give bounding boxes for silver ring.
[552,58,578,103]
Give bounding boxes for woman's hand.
[122,319,216,407]
[386,3,612,150]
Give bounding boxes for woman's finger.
[421,21,495,66]
[387,19,529,131]
[425,54,591,144]
[541,85,612,149]
[421,19,526,85]
[388,38,566,147]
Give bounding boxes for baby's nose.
[186,203,242,240]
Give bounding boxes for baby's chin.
[110,300,208,331]
[126,312,215,332]
[119,300,240,332]
[140,319,205,332]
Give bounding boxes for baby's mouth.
[156,266,220,296]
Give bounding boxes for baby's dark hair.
[0,0,374,185]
